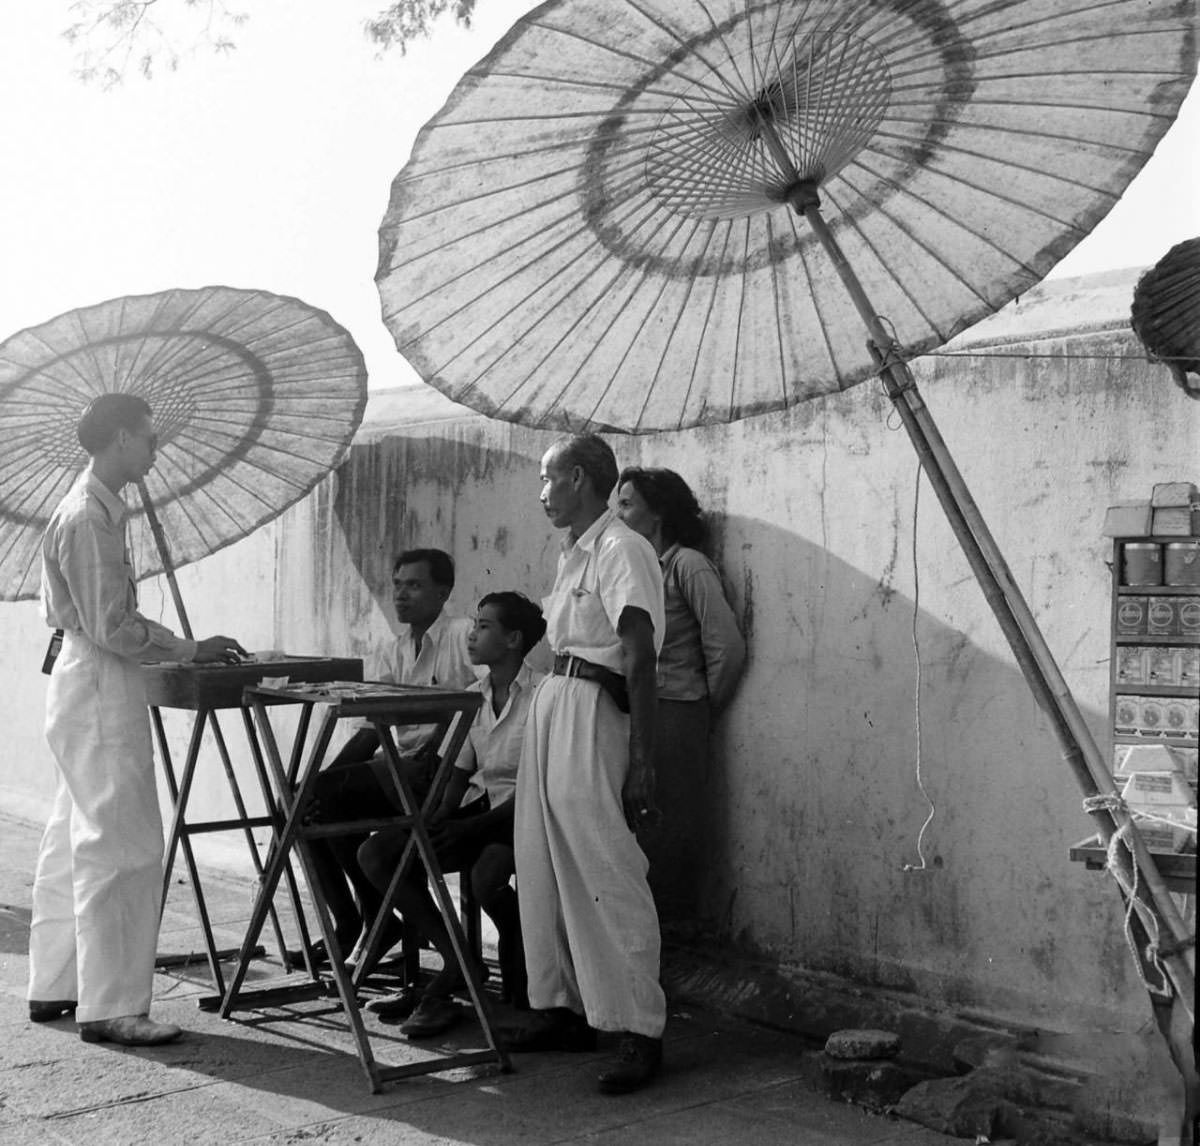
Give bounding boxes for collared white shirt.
[454,661,544,807]
[366,610,478,752]
[548,510,664,675]
[40,469,196,663]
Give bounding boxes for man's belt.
[552,653,629,713]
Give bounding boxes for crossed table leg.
[220,683,510,1092]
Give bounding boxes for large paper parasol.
[0,286,368,605]
[376,1,1196,1015]
[377,0,1196,432]
[1131,235,1200,397]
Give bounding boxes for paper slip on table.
[145,656,363,994]
[218,680,511,1092]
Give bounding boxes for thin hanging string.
[903,461,936,873]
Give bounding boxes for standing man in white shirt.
[360,590,546,1036]
[30,393,246,1047]
[299,548,477,969]
[508,434,668,1095]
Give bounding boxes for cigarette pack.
[1102,502,1152,537]
[1151,482,1198,508]
[1151,507,1194,536]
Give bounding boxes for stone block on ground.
[824,1028,901,1061]
[817,1056,928,1112]
[895,1077,1019,1139]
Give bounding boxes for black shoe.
[29,999,77,1023]
[597,1033,662,1094]
[365,986,421,1022]
[284,939,333,969]
[400,994,461,1039]
[498,1008,597,1053]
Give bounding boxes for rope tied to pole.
[1100,820,1172,999]
[1081,793,1124,815]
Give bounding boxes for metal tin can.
[1116,646,1149,684]
[1114,695,1140,730]
[1178,647,1200,688]
[1138,696,1165,733]
[1165,699,1191,736]
[1147,597,1177,637]
[1122,542,1163,586]
[1164,541,1200,587]
[1178,598,1200,639]
[1148,647,1180,686]
[1116,597,1148,636]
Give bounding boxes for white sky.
[0,1,1196,393]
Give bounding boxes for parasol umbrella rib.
[476,195,687,415]
[824,218,945,354]
[787,207,843,388]
[391,165,660,369]
[628,220,731,430]
[383,167,609,293]
[723,216,753,420]
[833,161,1043,293]
[567,214,714,429]
[685,223,751,414]
[542,211,701,420]
[765,212,793,412]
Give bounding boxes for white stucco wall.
[2,269,1196,1056]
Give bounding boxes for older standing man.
[30,393,245,1046]
[509,433,667,1094]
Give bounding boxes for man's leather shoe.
[365,986,421,1022]
[284,939,335,969]
[597,1033,662,1094]
[400,994,460,1039]
[498,1008,597,1053]
[79,1015,183,1046]
[29,999,77,1023]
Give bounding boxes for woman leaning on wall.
[616,467,746,928]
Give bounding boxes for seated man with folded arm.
[297,548,476,970]
[359,591,546,1036]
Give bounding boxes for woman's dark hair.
[76,393,152,455]
[478,591,547,656]
[393,548,455,588]
[618,467,707,549]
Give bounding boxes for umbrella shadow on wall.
[323,433,1116,977]
[658,511,1120,996]
[328,432,563,640]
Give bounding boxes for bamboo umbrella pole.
[787,184,1194,1012]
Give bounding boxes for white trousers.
[28,632,163,1023]
[514,675,666,1038]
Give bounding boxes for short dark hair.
[618,466,707,549]
[76,393,152,455]
[478,591,546,656]
[551,433,619,499]
[393,548,455,589]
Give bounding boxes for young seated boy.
[358,591,546,1037]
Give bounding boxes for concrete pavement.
[0,810,964,1146]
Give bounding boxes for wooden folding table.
[145,656,363,994]
[220,679,511,1092]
